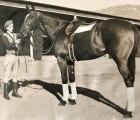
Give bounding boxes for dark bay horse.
[20,5,140,118]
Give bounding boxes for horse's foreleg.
[117,61,135,118]
[67,61,77,105]
[57,56,69,106]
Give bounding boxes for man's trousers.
[4,54,19,83]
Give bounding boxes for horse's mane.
[38,11,70,24]
[34,10,70,39]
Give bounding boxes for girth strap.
[68,33,77,62]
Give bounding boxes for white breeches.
[4,54,20,83]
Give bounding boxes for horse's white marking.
[74,23,96,34]
[70,82,77,99]
[74,15,77,19]
[127,87,135,111]
[62,84,69,101]
[24,14,29,21]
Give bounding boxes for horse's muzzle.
[22,31,32,38]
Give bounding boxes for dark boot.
[12,82,22,98]
[3,83,10,100]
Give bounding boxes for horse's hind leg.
[113,56,135,118]
[57,56,69,106]
[67,61,77,105]
[124,49,136,118]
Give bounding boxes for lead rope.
[20,38,28,73]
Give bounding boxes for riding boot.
[3,83,10,100]
[12,82,22,98]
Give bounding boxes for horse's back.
[101,19,132,27]
[100,19,135,41]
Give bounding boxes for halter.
[30,21,62,54]
[27,11,63,54]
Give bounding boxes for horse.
[20,5,140,118]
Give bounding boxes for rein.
[30,13,63,54]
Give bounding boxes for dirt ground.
[0,56,140,120]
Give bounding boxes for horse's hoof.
[68,98,76,105]
[58,100,66,106]
[123,112,133,118]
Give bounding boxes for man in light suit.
[2,20,22,100]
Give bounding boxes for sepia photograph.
[0,0,140,120]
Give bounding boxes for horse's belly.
[73,31,106,61]
[74,48,106,61]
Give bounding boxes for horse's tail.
[128,25,140,77]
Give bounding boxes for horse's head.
[20,5,40,37]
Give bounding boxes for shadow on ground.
[20,79,128,116]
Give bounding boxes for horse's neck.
[38,13,60,39]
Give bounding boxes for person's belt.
[6,50,17,55]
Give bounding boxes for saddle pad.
[74,23,96,34]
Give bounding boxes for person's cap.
[4,20,13,29]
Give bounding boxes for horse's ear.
[26,5,31,13]
[31,5,35,11]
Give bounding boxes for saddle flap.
[66,20,97,35]
[74,22,97,34]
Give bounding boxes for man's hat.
[4,20,13,29]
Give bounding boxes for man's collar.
[7,31,13,38]
[7,31,13,35]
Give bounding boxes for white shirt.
[7,31,14,38]
[7,31,19,48]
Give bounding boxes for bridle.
[25,11,63,54]
[29,23,62,55]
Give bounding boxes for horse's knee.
[69,70,75,82]
[68,70,75,83]
[67,61,75,83]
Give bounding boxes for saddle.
[66,18,97,62]
[66,18,89,35]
